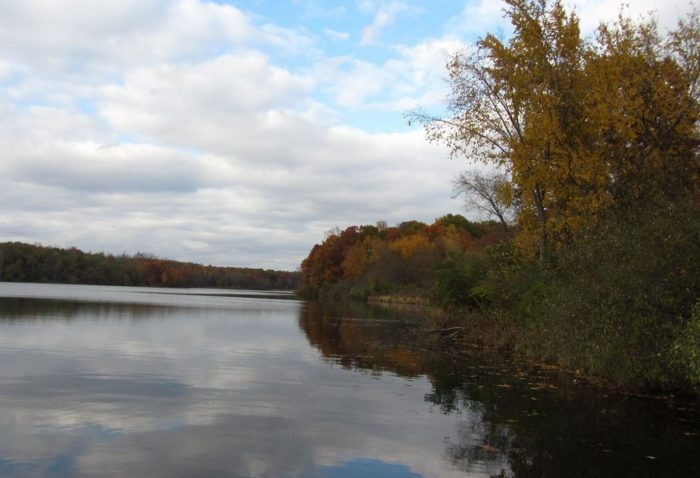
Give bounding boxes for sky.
[0,0,695,270]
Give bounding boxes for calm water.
[0,283,698,477]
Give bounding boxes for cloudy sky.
[0,0,694,270]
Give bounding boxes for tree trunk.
[539,221,548,262]
[533,186,548,262]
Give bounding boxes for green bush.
[528,201,700,388]
[475,244,552,320]
[672,301,700,387]
[432,252,487,308]
[466,199,699,391]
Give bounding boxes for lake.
[0,282,698,477]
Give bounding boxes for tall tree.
[411,0,700,259]
[586,13,700,211]
[411,0,586,260]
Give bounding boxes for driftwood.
[425,326,465,339]
[425,326,465,334]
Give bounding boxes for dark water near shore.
[0,282,698,477]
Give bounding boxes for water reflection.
[0,297,172,322]
[0,284,697,477]
[304,459,423,477]
[0,286,475,478]
[298,301,700,478]
[299,301,426,377]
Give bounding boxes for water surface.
[0,283,697,477]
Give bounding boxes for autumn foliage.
[304,1,700,391]
[299,215,506,299]
[402,0,700,391]
[412,0,700,260]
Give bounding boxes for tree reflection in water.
[298,301,700,478]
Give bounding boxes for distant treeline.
[0,242,300,290]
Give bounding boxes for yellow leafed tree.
[411,0,700,259]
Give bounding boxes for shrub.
[529,200,700,388]
[672,301,700,387]
[433,252,487,308]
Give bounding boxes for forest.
[0,241,300,290]
[299,214,507,302]
[300,0,700,392]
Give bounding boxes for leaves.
[299,216,507,299]
[413,0,700,259]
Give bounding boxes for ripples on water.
[0,282,697,477]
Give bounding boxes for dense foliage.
[474,201,700,389]
[299,215,507,300]
[412,0,699,260]
[302,1,700,392]
[0,242,299,290]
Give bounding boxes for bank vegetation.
[300,0,700,393]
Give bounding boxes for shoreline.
[366,294,700,399]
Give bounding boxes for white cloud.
[0,0,312,80]
[99,53,315,154]
[360,1,411,45]
[571,0,696,34]
[317,38,466,111]
[445,0,695,41]
[0,41,463,269]
[323,28,350,41]
[7,0,689,271]
[0,1,477,270]
[446,0,509,40]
